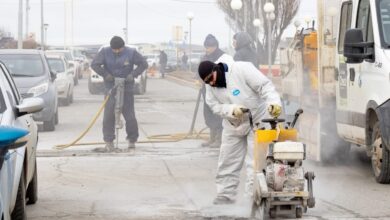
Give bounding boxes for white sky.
[0,0,317,47]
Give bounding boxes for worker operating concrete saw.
[91,36,148,153]
[197,60,281,205]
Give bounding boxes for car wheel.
[62,95,70,106]
[371,121,390,183]
[11,168,26,220]
[78,69,83,79]
[43,114,56,131]
[26,161,38,205]
[74,76,79,86]
[69,91,74,104]
[55,110,59,125]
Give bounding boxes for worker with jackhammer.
[91,36,148,152]
[197,60,281,205]
[199,34,233,148]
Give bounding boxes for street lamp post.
[18,0,23,49]
[186,12,194,72]
[125,0,129,44]
[230,0,242,28]
[264,2,275,77]
[43,23,49,50]
[41,0,44,50]
[253,18,261,48]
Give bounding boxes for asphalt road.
[26,75,390,220]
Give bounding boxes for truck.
[279,0,390,183]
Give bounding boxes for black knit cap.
[198,61,215,80]
[203,34,219,48]
[110,36,125,49]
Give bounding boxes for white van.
[337,0,390,183]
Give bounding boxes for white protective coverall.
[205,61,281,200]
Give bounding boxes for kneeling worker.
[198,60,282,205]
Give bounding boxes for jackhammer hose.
[55,91,208,150]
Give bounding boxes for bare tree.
[217,0,300,65]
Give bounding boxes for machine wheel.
[269,207,276,219]
[251,199,266,220]
[11,168,26,220]
[296,207,303,218]
[371,121,390,183]
[26,161,38,205]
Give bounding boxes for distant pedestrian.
[233,32,258,68]
[159,50,168,78]
[181,52,188,70]
[200,34,234,148]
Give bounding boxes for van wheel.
[11,168,26,220]
[43,115,55,131]
[371,121,390,183]
[26,161,38,205]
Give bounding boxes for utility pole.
[25,0,30,39]
[71,0,74,47]
[41,0,44,50]
[18,0,23,49]
[125,0,129,44]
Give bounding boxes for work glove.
[125,74,134,83]
[232,105,247,119]
[268,104,282,118]
[104,74,114,82]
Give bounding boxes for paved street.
[26,75,390,220]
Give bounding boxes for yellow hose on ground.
[55,93,209,150]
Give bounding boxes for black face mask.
[211,63,227,88]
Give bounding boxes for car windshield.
[379,0,390,46]
[48,58,65,73]
[0,54,44,77]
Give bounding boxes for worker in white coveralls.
[197,60,282,205]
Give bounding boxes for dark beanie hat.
[110,36,125,49]
[198,61,215,80]
[203,34,219,48]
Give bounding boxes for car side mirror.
[343,28,374,63]
[16,97,44,116]
[0,126,29,170]
[50,71,57,81]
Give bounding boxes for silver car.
[0,62,44,220]
[0,49,59,131]
[47,55,75,106]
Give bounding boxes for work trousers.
[103,87,139,143]
[216,129,254,200]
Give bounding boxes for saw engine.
[265,142,306,194]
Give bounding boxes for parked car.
[46,54,75,106]
[0,61,44,220]
[0,49,59,131]
[46,50,82,84]
[88,45,147,95]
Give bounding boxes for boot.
[128,140,136,149]
[93,142,114,153]
[201,129,216,147]
[209,129,222,148]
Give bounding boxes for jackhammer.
[114,78,125,149]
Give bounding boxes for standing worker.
[181,52,188,70]
[91,36,148,152]
[159,50,168,78]
[197,60,281,204]
[200,34,233,148]
[233,32,258,67]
